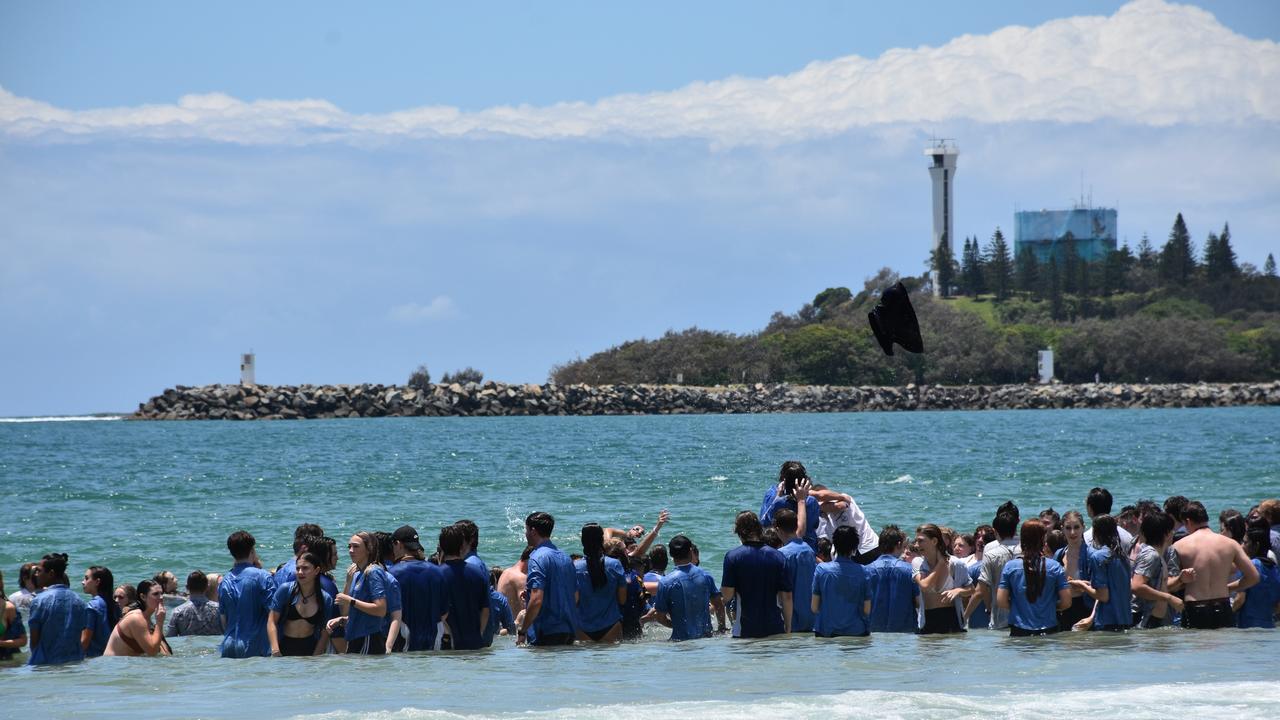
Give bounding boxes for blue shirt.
[83,595,114,658]
[319,574,338,600]
[759,487,821,549]
[388,559,450,651]
[526,541,580,642]
[269,581,335,645]
[574,556,625,633]
[485,589,515,645]
[722,541,791,638]
[812,557,872,637]
[966,562,989,629]
[1053,544,1095,611]
[1237,558,1280,629]
[273,557,298,586]
[654,563,721,641]
[345,565,389,642]
[779,538,817,632]
[865,554,919,633]
[218,562,276,658]
[441,559,490,650]
[382,571,403,637]
[466,552,489,582]
[999,557,1067,632]
[1088,548,1132,629]
[27,585,86,666]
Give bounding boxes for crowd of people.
[4,461,1279,665]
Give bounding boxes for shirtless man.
[497,546,532,617]
[1168,501,1258,629]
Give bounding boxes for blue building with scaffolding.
[1014,206,1117,263]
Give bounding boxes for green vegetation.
[552,214,1280,386]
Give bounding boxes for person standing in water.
[913,524,971,634]
[331,531,390,655]
[1131,511,1183,629]
[518,512,579,647]
[27,553,87,666]
[1053,511,1093,630]
[1233,522,1280,629]
[0,570,26,661]
[167,571,223,637]
[866,526,920,633]
[997,520,1070,636]
[268,551,333,656]
[645,534,725,641]
[440,524,491,650]
[811,525,873,638]
[1070,515,1132,631]
[721,511,793,638]
[573,523,625,644]
[775,503,817,634]
[218,530,276,658]
[104,580,169,657]
[80,566,119,658]
[1168,501,1259,629]
[388,525,450,651]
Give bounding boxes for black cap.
[867,281,923,356]
[393,525,423,552]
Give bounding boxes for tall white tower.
[925,139,958,296]
[240,352,256,386]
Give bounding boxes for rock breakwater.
[130,381,1280,420]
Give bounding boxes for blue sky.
[1,1,1278,415]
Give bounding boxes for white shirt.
[816,494,879,555]
[1084,525,1135,554]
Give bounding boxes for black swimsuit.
[279,598,321,656]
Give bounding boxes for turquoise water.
[2,408,1278,718]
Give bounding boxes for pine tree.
[961,236,986,296]
[1102,246,1133,295]
[1015,246,1040,297]
[1160,213,1196,286]
[1265,253,1278,277]
[1061,232,1080,294]
[1046,256,1064,320]
[985,227,1013,301]
[1136,233,1157,270]
[1204,222,1239,281]
[930,234,958,297]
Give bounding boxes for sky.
[1,0,1278,415]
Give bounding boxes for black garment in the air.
[868,282,923,356]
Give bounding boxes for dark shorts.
[1181,598,1233,629]
[345,633,387,655]
[582,624,618,642]
[279,634,316,656]
[1057,595,1090,631]
[1134,610,1166,629]
[1010,625,1060,637]
[919,607,965,635]
[531,632,576,647]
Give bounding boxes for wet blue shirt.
[273,557,298,586]
[269,581,335,645]
[485,589,515,645]
[27,585,86,666]
[388,559,450,651]
[575,556,625,633]
[442,559,490,650]
[1054,544,1095,612]
[812,557,872,637]
[83,595,114,658]
[966,561,989,629]
[779,538,817,632]
[382,571,403,637]
[319,574,338,600]
[1088,548,1132,629]
[866,554,919,633]
[653,563,720,641]
[526,540,579,642]
[218,563,276,658]
[466,552,489,583]
[722,541,791,638]
[759,488,821,549]
[1000,557,1067,632]
[0,609,25,661]
[345,565,389,642]
[1237,558,1280,629]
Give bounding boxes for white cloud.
[1,0,1276,146]
[388,297,457,323]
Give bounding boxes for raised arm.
[629,510,670,558]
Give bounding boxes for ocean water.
[1,407,1278,718]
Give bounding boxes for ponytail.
[88,566,121,629]
[1019,520,1047,603]
[582,524,607,590]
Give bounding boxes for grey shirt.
[167,596,224,636]
[979,538,1022,630]
[1131,543,1164,626]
